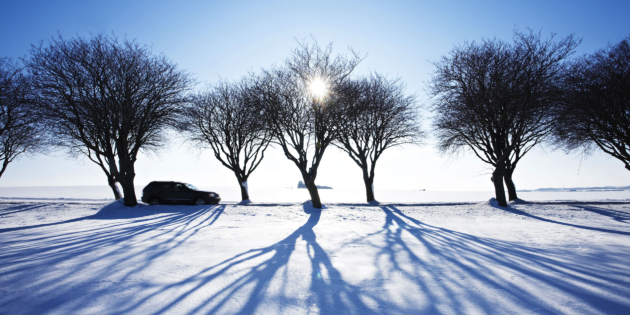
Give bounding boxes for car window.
[159,183,171,190]
[185,184,197,190]
[175,184,184,190]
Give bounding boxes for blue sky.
[1,0,629,191]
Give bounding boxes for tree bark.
[363,171,375,203]
[237,177,249,201]
[492,165,508,207]
[503,168,518,201]
[0,159,9,179]
[107,174,121,200]
[120,168,137,207]
[304,177,322,208]
[105,156,122,200]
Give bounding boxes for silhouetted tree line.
[1,30,628,208]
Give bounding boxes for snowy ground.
[1,197,630,314]
[2,185,630,203]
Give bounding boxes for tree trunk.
[120,168,137,207]
[0,159,9,179]
[304,178,322,208]
[492,165,508,207]
[363,172,375,203]
[107,174,121,200]
[503,168,518,201]
[237,178,249,201]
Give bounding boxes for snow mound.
[302,200,328,212]
[92,200,152,219]
[478,198,498,206]
[477,197,509,208]
[238,199,252,205]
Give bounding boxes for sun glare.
[308,77,329,100]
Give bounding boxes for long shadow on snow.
[0,203,49,216]
[490,202,630,235]
[0,202,225,312]
[569,204,630,223]
[349,205,630,314]
[0,201,160,233]
[122,204,386,315]
[3,202,629,314]
[1,202,225,262]
[0,201,223,234]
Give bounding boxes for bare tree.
[28,34,192,206]
[259,41,362,208]
[335,73,422,203]
[178,78,271,201]
[554,36,630,171]
[430,30,578,207]
[0,58,45,179]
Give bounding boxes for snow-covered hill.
[1,198,629,314]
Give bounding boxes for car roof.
[150,181,185,184]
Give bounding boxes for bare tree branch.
[555,35,630,171]
[335,73,423,202]
[429,29,579,206]
[28,34,192,206]
[0,58,46,180]
[258,40,362,208]
[177,76,271,201]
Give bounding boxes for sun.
[308,77,329,100]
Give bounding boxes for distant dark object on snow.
[297,181,332,189]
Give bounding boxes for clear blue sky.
[1,0,629,191]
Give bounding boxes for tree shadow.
[569,204,630,224]
[0,203,49,216]
[489,202,630,235]
[347,205,630,314]
[0,201,220,234]
[120,203,389,315]
[2,202,629,314]
[0,202,226,313]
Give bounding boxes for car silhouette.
[141,181,221,205]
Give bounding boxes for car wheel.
[149,198,160,206]
[194,198,206,205]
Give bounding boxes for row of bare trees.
[178,42,422,207]
[1,34,420,208]
[1,30,628,208]
[430,30,630,207]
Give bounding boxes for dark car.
[141,181,221,205]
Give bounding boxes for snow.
[1,192,630,314]
[2,185,630,203]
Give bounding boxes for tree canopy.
[28,34,192,206]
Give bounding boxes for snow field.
[1,199,629,314]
